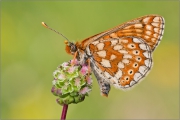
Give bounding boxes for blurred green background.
[1,1,179,119]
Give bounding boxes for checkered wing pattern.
[81,15,165,51]
[79,15,164,95]
[87,37,152,89]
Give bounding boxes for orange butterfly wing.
[76,15,165,94]
[80,14,165,51]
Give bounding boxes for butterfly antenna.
[41,22,70,42]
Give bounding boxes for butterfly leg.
[87,59,91,76]
[71,51,78,65]
[90,62,111,97]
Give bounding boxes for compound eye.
[70,45,77,53]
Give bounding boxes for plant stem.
[61,104,68,120]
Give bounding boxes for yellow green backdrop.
[1,1,179,119]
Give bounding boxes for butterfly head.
[64,40,77,55]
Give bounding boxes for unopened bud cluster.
[51,59,93,105]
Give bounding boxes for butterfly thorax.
[65,41,88,65]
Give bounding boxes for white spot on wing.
[145,31,152,36]
[92,41,99,45]
[146,25,153,30]
[153,17,160,22]
[143,17,150,23]
[111,40,118,45]
[134,24,143,28]
[144,35,150,39]
[154,28,159,33]
[145,59,151,67]
[123,54,132,59]
[139,66,148,74]
[139,44,148,50]
[97,43,104,50]
[104,71,112,78]
[118,50,128,54]
[133,38,141,43]
[122,40,128,43]
[151,38,156,42]
[143,51,150,58]
[101,59,111,67]
[114,45,123,50]
[122,59,129,64]
[130,80,136,86]
[134,72,142,82]
[151,22,159,27]
[110,54,117,60]
[118,62,124,68]
[115,69,122,79]
[119,39,128,43]
[125,85,130,88]
[97,51,106,58]
[153,33,159,38]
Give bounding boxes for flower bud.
[52,59,93,105]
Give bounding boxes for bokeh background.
[1,1,179,119]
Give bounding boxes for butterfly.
[42,15,165,97]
